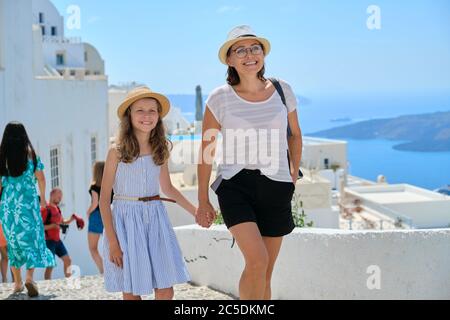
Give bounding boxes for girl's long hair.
[0,122,37,177]
[116,99,172,166]
[91,161,105,187]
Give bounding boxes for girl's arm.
[160,161,196,217]
[35,170,47,208]
[99,148,120,246]
[86,191,99,218]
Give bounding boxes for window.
[84,51,88,62]
[51,26,57,36]
[50,148,60,189]
[56,53,65,65]
[39,12,44,23]
[91,136,97,166]
[41,26,46,36]
[70,70,76,76]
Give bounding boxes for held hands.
[196,202,217,228]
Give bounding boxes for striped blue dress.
[102,155,190,296]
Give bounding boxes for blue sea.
[167,92,450,191]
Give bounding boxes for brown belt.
[113,195,176,203]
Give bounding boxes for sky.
[51,0,450,96]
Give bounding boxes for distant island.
[308,111,450,152]
[330,117,352,123]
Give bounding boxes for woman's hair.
[226,42,266,86]
[115,98,172,166]
[0,122,37,177]
[91,161,105,187]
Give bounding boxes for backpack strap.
[268,78,293,137]
[44,206,52,239]
[44,207,52,225]
[268,77,303,180]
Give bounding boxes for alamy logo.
[366,265,381,290]
[67,5,81,30]
[66,265,82,289]
[367,5,382,30]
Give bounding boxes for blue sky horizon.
[52,0,450,96]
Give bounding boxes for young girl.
[0,122,56,297]
[99,86,206,300]
[86,161,106,274]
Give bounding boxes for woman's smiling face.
[226,39,265,76]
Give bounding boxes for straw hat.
[218,25,271,65]
[117,86,170,119]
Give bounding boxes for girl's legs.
[262,237,283,300]
[88,233,104,274]
[10,267,23,290]
[123,293,142,300]
[229,222,269,300]
[155,287,174,300]
[0,247,8,283]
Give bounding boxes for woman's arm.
[197,107,220,227]
[86,191,99,218]
[160,161,196,217]
[99,148,120,246]
[35,170,47,208]
[287,110,303,183]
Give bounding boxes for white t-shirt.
[206,79,298,185]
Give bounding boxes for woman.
[197,25,303,300]
[86,161,106,274]
[0,122,56,297]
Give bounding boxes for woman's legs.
[0,247,8,283]
[10,267,23,290]
[25,268,35,284]
[229,222,269,300]
[262,237,283,300]
[155,287,174,300]
[88,233,104,274]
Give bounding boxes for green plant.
[214,209,224,225]
[292,193,314,228]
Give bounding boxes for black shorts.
[46,240,68,258]
[214,169,296,237]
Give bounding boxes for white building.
[345,184,450,229]
[32,0,105,77]
[0,0,108,278]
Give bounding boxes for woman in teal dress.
[0,122,55,297]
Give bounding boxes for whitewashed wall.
[32,0,64,39]
[175,226,450,299]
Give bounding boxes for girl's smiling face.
[130,98,160,134]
